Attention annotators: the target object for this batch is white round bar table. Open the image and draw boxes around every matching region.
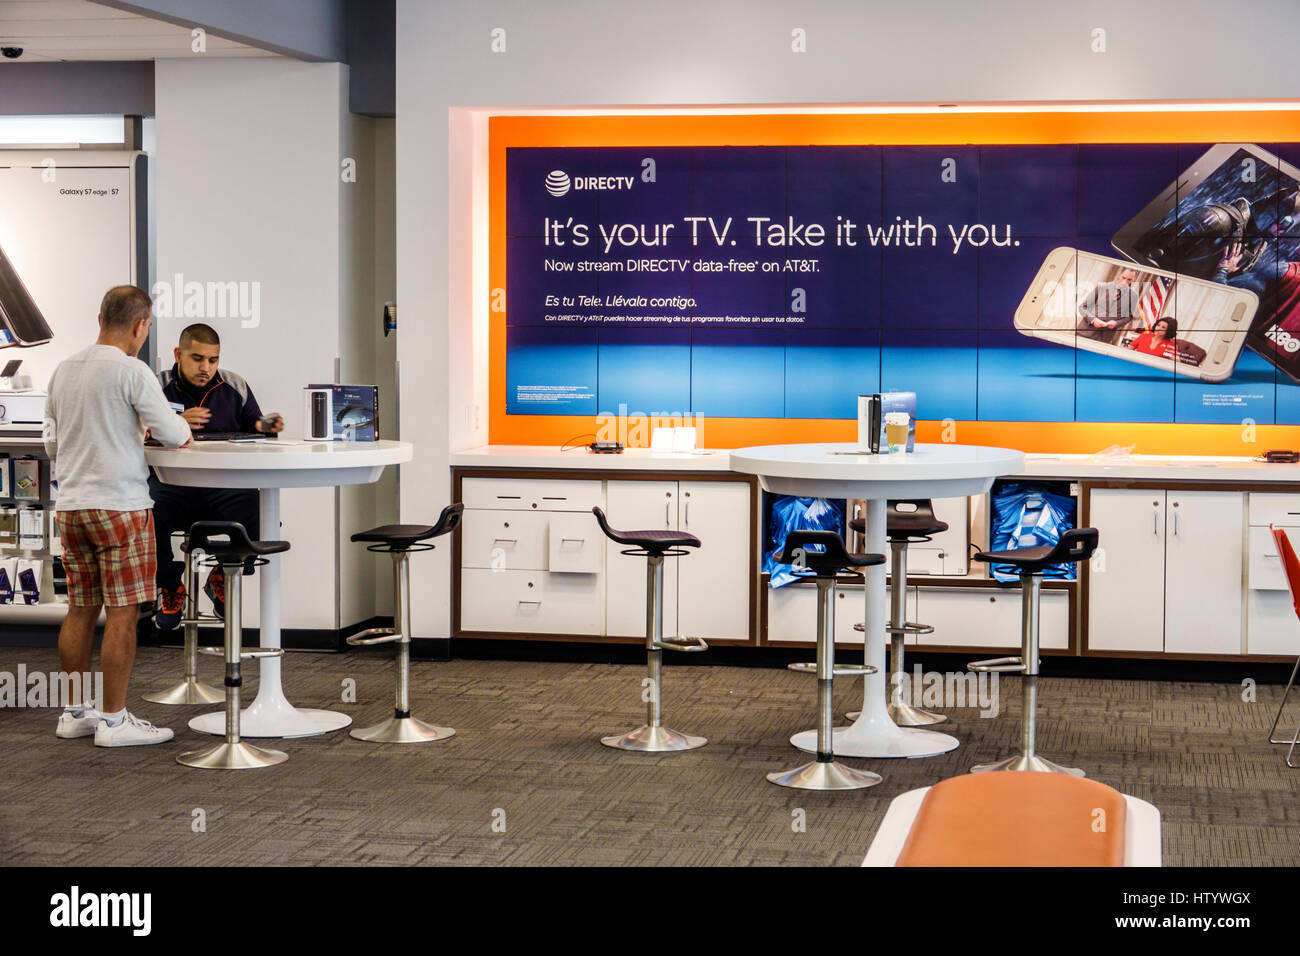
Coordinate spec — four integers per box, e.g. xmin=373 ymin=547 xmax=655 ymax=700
xmin=146 ymin=439 xmax=413 ymax=738
xmin=730 ymin=442 xmax=1025 ymax=758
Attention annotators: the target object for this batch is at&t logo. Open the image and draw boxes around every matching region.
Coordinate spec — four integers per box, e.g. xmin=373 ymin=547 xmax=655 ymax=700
xmin=545 ymin=170 xmax=571 ymax=197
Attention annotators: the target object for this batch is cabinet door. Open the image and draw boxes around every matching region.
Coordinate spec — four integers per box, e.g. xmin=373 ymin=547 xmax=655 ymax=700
xmin=1164 ymin=491 xmax=1243 ymax=655
xmin=604 ymin=481 xmax=678 ymax=638
xmin=1087 ymin=489 xmax=1165 ymax=652
xmin=677 ymin=481 xmax=752 ymax=641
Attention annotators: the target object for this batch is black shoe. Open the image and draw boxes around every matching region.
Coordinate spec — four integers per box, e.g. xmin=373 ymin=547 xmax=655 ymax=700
xmin=204 ymin=567 xmax=226 ymax=622
xmin=155 ymin=587 xmax=185 ymax=631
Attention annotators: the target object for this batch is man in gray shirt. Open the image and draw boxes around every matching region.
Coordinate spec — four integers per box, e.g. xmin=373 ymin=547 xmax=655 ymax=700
xmin=44 ymin=285 xmax=192 ymax=747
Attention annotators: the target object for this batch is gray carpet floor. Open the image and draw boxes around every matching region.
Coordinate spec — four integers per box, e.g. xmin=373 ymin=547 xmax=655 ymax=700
xmin=2 ymin=645 xmax=1298 ymax=866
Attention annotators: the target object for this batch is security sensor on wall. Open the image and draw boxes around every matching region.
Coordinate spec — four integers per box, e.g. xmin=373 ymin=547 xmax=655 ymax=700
xmin=1 ymin=47 xmax=23 ymax=60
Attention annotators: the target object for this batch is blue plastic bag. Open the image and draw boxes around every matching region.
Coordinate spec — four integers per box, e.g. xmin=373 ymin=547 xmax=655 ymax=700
xmin=989 ymin=482 xmax=1077 ymax=582
xmin=764 ymin=496 xmax=844 ymax=588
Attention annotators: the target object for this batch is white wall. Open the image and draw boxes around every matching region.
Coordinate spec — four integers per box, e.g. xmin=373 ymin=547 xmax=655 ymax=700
xmin=154 ymin=57 xmax=361 ymax=630
xmin=396 ymin=0 xmax=1300 ymax=639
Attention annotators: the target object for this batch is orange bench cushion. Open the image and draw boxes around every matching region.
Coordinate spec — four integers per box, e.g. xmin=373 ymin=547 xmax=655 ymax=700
xmin=895 ymin=772 xmax=1128 ymax=867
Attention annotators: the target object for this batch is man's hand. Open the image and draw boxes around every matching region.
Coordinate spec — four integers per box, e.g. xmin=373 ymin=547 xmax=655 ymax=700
xmin=1219 ymin=241 xmax=1244 ymax=272
xmin=179 ymin=433 xmax=194 ymax=449
xmin=255 ymin=413 xmax=285 ymax=435
xmin=181 ymin=407 xmax=211 ymax=430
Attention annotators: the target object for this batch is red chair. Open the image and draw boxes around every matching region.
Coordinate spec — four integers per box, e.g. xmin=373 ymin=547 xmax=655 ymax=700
xmin=1268 ymin=525 xmax=1300 ymax=767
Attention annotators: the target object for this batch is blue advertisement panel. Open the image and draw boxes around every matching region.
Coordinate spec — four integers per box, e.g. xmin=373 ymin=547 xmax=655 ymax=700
xmin=505 ymin=143 xmax=1300 ymax=423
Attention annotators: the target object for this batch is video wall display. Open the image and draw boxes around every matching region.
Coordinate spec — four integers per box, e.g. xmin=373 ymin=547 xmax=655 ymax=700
xmin=504 ymin=143 xmax=1300 ymax=424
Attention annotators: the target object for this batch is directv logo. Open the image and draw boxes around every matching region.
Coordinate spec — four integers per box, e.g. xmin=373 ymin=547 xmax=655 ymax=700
xmin=544 ymin=170 xmax=635 ymax=196
xmin=545 ymin=170 xmax=571 ymax=197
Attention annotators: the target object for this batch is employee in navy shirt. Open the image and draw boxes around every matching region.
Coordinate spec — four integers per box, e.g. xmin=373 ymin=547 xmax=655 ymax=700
xmin=150 ymin=323 xmax=283 ymax=630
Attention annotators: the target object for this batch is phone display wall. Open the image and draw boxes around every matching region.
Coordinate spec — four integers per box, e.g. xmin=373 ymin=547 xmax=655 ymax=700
xmin=0 ymin=152 xmax=140 ymax=391
xmin=502 ymin=142 xmax=1300 ymax=427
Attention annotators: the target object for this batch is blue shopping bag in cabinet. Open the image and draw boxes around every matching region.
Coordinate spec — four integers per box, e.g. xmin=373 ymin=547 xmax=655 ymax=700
xmin=988 ymin=482 xmax=1077 ymax=582
xmin=764 ymin=496 xmax=843 ymax=589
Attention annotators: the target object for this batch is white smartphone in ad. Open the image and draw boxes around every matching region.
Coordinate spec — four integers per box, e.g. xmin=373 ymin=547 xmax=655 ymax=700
xmin=1013 ymin=246 xmax=1259 ymax=383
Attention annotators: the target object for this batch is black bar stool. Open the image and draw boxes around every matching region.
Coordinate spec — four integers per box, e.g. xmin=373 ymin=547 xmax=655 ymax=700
xmin=592 ymin=506 xmax=707 ymax=752
xmin=848 ymin=499 xmax=948 ymax=725
xmin=346 ymin=503 xmax=463 ymax=744
xmin=176 ymin=522 xmax=289 ymax=770
xmin=968 ymin=528 xmax=1099 ymax=775
xmin=143 ymin=532 xmax=223 ymax=705
xmin=768 ymin=530 xmax=882 ymax=790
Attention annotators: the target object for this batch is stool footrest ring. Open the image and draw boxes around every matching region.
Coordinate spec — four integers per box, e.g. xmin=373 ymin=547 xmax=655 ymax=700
xmin=179 ymin=615 xmax=223 ymax=626
xmin=346 ymin=627 xmax=404 ymax=647
xmin=788 ymin=662 xmax=878 ymax=676
xmin=968 ymin=655 xmax=1026 ymax=673
xmin=652 ymin=636 xmax=708 ymax=652
xmin=198 ymin=647 xmax=284 ymax=660
xmin=853 ymin=621 xmax=935 ymax=635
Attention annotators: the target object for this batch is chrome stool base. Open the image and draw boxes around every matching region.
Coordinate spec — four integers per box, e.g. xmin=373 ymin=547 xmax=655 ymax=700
xmin=767 ymin=759 xmax=881 ymax=791
xmin=601 ymin=724 xmax=706 ymax=752
xmin=350 ymin=715 xmax=455 ymax=744
xmin=971 ymin=753 xmax=1084 ymax=776
xmin=143 ymin=678 xmax=224 ymax=706
xmin=177 ymin=740 xmax=288 ymax=770
xmin=889 ymin=699 xmax=948 ymax=727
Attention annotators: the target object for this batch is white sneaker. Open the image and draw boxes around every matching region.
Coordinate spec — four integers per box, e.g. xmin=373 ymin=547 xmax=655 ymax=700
xmin=56 ymin=708 xmax=102 ymax=739
xmin=94 ymin=713 xmax=175 ymax=748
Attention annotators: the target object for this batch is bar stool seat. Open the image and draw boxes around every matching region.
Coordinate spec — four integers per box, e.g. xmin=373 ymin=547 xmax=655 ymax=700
xmin=848 ymin=500 xmax=949 ymax=726
xmin=968 ymin=528 xmax=1098 ymax=775
xmin=593 ymin=507 xmax=707 ymax=752
xmin=177 ymin=522 xmax=289 ymax=770
xmin=768 ymin=529 xmax=884 ymax=791
xmin=345 ymin=503 xmax=463 ymax=743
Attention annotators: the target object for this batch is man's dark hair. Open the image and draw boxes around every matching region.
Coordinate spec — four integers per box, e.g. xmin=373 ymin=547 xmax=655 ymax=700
xmin=179 ymin=323 xmax=220 ymax=349
xmin=99 ymin=285 xmax=152 ymax=332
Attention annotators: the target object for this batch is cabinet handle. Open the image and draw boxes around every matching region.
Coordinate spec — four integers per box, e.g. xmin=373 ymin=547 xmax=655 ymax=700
xmin=665 ymin=501 xmax=670 ymax=526
xmin=518 ymin=600 xmax=541 ymax=607
xmin=493 ymin=537 xmax=517 ymax=545
xmin=1153 ymin=510 xmax=1158 ymax=535
xmin=560 ymin=537 xmax=584 ymax=544
xmin=685 ymin=501 xmax=690 ymax=527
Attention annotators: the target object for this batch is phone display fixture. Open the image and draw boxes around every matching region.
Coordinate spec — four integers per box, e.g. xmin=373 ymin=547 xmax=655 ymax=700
xmin=1112 ymin=143 xmax=1300 ymax=381
xmin=0 ymin=242 xmax=54 ymax=348
xmin=1014 ymin=246 xmax=1258 ymax=383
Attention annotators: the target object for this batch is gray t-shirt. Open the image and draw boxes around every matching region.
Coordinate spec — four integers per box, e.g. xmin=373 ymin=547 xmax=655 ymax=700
xmin=43 ymin=344 xmax=191 ymax=512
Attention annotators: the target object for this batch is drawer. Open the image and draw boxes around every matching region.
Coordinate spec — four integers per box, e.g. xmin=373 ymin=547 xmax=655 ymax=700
xmin=1247 ymin=590 xmax=1300 ymax=655
xmin=461 ymin=510 xmax=548 ymax=571
xmin=547 ymin=512 xmax=603 ymax=574
xmin=462 ymin=477 xmax=602 ymax=512
xmin=1248 ymin=493 xmax=1300 ymax=528
xmin=461 ymin=568 xmax=602 ymax=635
xmin=914 ymin=587 xmax=1069 ymax=650
xmin=1248 ymin=525 xmax=1288 ymax=591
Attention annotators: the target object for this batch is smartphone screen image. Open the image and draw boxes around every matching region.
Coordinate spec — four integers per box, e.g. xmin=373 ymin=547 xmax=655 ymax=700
xmin=0 ymin=242 xmax=54 ymax=347
xmin=1015 ymin=247 xmax=1258 ymax=383
xmin=1112 ymin=143 xmax=1300 ymax=381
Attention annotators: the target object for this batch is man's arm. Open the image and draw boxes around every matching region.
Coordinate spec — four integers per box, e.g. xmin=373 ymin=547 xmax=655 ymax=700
xmin=41 ymin=383 xmax=57 ymax=458
xmin=128 ymin=365 xmax=191 ymax=447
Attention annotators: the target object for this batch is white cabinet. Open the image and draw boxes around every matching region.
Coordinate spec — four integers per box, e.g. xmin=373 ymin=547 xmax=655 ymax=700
xmin=1246 ymin=494 xmax=1300 ymax=655
xmin=605 ymin=481 xmax=679 ymax=638
xmin=459 ymin=474 xmax=753 ymax=643
xmin=1088 ymin=489 xmax=1165 ymax=652
xmin=917 ymin=586 xmax=1070 ymax=650
xmin=1088 ymin=488 xmax=1242 ymax=655
xmin=1163 ymin=491 xmax=1243 ymax=655
xmin=603 ymin=479 xmax=752 ymax=642
xmin=766 ymin=581 xmax=876 ymax=645
xmin=677 ymin=481 xmax=751 ymax=641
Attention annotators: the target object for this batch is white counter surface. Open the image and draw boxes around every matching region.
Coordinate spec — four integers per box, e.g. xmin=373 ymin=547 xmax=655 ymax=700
xmin=451 ymin=444 xmax=736 ymax=472
xmin=453 ymin=445 xmax=1300 ymax=484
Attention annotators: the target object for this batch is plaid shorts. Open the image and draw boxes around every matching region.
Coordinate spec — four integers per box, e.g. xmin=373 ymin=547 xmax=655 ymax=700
xmin=58 ymin=509 xmax=156 ymax=608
